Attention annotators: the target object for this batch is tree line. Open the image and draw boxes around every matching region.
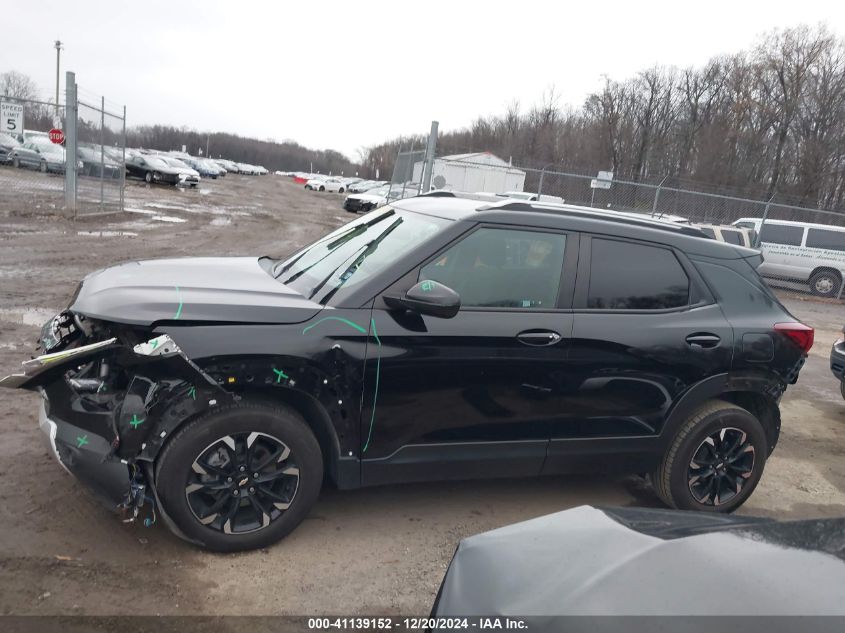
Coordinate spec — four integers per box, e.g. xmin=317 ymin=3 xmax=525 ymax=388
xmin=362 ymin=24 xmax=845 ymax=210
xmin=1 ymin=70 xmax=359 ymax=175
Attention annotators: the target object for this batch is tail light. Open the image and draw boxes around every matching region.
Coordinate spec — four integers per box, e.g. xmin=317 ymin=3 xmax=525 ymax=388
xmin=774 ymin=322 xmax=814 ymax=354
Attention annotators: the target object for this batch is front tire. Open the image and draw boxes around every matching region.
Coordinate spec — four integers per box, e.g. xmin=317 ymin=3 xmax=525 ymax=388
xmin=12 ymin=156 xmax=20 ymax=169
xmin=40 ymin=160 xmax=48 ymax=173
xmin=319 ymin=185 xmax=325 ymax=191
xmin=809 ymin=270 xmax=841 ymax=298
xmin=840 ymin=381 xmax=845 ymax=401
xmin=144 ymin=170 xmax=153 ymax=184
xmin=652 ymin=400 xmax=767 ymax=513
xmin=155 ymin=401 xmax=323 ymax=551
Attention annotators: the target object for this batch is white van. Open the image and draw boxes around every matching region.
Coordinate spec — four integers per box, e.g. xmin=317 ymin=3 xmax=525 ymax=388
xmin=733 ymin=217 xmax=845 ymax=297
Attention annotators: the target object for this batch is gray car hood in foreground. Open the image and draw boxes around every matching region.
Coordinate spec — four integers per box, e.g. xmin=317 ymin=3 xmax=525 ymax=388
xmin=433 ymin=505 xmax=845 ymax=618
xmin=72 ymin=256 xmax=323 ymax=326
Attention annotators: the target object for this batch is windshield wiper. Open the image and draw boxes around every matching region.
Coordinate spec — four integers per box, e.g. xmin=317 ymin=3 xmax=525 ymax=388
xmin=314 ymin=217 xmax=404 ymax=303
xmin=273 ymin=209 xmax=396 ymax=280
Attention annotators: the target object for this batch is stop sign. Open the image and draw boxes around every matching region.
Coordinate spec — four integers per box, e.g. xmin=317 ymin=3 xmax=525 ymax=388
xmin=48 ymin=128 xmax=65 ymax=144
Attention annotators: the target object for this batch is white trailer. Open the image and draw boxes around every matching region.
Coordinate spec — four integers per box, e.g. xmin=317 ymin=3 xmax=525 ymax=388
xmin=412 ymin=152 xmax=526 ymax=194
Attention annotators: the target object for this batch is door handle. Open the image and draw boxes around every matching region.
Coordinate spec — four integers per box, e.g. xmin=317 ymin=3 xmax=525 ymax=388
xmin=685 ymin=333 xmax=721 ymax=349
xmin=517 ymin=330 xmax=562 ymax=346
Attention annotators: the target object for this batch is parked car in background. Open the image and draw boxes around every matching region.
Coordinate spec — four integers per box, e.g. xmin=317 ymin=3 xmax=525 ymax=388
xmin=0 ymin=132 xmax=21 ymax=164
xmin=343 ymin=185 xmax=391 ymax=212
xmin=307 ymin=177 xmax=347 ymax=192
xmin=304 ymin=176 xmax=326 ymax=190
xmin=693 ymin=223 xmax=757 ymax=248
xmin=733 ymin=217 xmax=845 ymax=297
xmin=214 ymin=159 xmax=239 ymax=173
xmin=238 ymin=163 xmax=256 ymax=175
xmin=125 ymin=154 xmax=189 ymax=186
xmin=254 ymin=165 xmax=269 ymax=175
xmin=348 ymin=180 xmax=386 ymax=193
xmin=9 ymin=139 xmax=80 ymax=174
xmin=77 ymin=144 xmax=123 ymax=179
xmin=158 ymin=156 xmax=201 ymax=187
xmin=830 ymin=326 xmax=845 ymax=400
xmin=180 ymin=156 xmax=223 ymax=179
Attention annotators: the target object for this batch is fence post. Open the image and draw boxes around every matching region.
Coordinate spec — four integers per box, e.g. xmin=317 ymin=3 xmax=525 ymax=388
xmin=99 ymin=96 xmax=105 ymax=213
xmin=538 ymin=167 xmax=546 ymax=197
xmin=756 ymin=194 xmax=775 ymax=247
xmin=652 ymin=175 xmax=668 ymax=216
xmin=64 ymin=71 xmax=77 ymax=216
xmin=120 ymin=105 xmax=126 ymax=213
xmin=422 ymin=120 xmax=438 ymax=193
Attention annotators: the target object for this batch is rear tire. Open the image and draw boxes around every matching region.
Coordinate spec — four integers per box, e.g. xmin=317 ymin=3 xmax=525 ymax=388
xmin=809 ymin=270 xmax=842 ymax=298
xmin=319 ymin=185 xmax=325 ymax=191
xmin=155 ymin=401 xmax=322 ymax=552
xmin=12 ymin=157 xmax=20 ymax=168
xmin=338 ymin=187 xmax=345 ymax=193
xmin=840 ymin=381 xmax=845 ymax=401
xmin=652 ymin=400 xmax=767 ymax=513
xmin=40 ymin=160 xmax=48 ymax=173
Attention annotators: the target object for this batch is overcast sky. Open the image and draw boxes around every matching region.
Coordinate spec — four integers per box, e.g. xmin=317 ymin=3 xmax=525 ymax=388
xmin=2 ymin=0 xmax=844 ymax=159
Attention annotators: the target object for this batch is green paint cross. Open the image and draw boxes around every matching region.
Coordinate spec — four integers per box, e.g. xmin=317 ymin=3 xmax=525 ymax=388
xmin=188 ymin=386 xmax=196 ymax=400
xmin=421 ymin=280 xmax=434 ymax=292
xmin=76 ymin=435 xmax=89 ymax=448
xmin=150 ymin=338 xmax=159 ymax=350
xmin=129 ymin=414 xmax=145 ymax=429
xmin=272 ymin=368 xmax=289 ymax=383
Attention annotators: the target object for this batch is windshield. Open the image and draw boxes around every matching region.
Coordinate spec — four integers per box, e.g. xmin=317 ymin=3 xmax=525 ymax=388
xmin=145 ymin=156 xmax=168 ymax=168
xmin=273 ymin=207 xmax=449 ymax=303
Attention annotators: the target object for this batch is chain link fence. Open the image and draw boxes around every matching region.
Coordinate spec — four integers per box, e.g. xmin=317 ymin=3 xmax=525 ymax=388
xmin=387 ymin=147 xmax=425 ymax=202
xmin=0 ymin=73 xmax=125 ymax=218
xmin=75 ymin=92 xmax=126 ymax=215
xmin=0 ymin=96 xmax=67 ymax=215
xmin=429 ymin=154 xmax=845 ymax=301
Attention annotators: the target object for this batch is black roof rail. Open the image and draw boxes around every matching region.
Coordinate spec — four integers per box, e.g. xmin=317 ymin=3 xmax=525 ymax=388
xmin=476 ymin=200 xmax=708 ymax=238
xmin=420 ymin=190 xmax=457 ymax=198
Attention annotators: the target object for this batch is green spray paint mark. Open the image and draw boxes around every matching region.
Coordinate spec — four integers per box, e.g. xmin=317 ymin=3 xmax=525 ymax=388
xmin=362 ymin=317 xmax=382 ymax=453
xmin=76 ymin=435 xmax=89 ymax=448
xmin=150 ymin=338 xmax=160 ymax=350
xmin=188 ymin=386 xmax=196 ymax=400
xmin=301 ymin=314 xmax=382 ymax=453
xmin=302 ymin=316 xmax=367 ymax=336
xmin=421 ymin=280 xmax=434 ymax=292
xmin=173 ymin=286 xmax=183 ymax=320
xmin=272 ymin=368 xmax=289 ymax=383
xmin=129 ymin=414 xmax=145 ymax=429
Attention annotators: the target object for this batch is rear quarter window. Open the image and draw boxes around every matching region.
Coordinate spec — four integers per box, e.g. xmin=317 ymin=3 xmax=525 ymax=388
xmin=587 ymin=238 xmax=690 ymax=310
xmin=806 ymin=228 xmax=845 ymax=252
xmin=720 ymin=229 xmax=744 ymax=246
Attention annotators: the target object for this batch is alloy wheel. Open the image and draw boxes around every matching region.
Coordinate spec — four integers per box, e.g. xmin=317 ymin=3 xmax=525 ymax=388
xmin=185 ymin=431 xmax=300 ymax=534
xmin=688 ymin=427 xmax=755 ymax=506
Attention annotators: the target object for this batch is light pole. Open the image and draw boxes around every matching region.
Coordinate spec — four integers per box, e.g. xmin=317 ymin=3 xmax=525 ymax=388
xmin=54 ymin=40 xmax=63 ymax=123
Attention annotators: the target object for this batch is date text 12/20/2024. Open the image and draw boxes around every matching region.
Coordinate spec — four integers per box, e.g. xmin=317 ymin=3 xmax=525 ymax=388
xmin=307 ymin=618 xmax=528 ymax=630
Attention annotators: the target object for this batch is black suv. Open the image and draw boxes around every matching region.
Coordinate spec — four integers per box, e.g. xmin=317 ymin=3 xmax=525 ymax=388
xmin=2 ymin=195 xmax=814 ymax=551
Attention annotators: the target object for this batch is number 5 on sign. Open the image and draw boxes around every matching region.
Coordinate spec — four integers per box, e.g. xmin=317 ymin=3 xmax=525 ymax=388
xmin=1 ymin=101 xmax=24 ymax=134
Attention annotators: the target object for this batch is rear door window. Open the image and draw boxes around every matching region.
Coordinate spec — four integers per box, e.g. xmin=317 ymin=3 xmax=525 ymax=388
xmin=587 ymin=238 xmax=689 ymax=310
xmin=806 ymin=228 xmax=845 ymax=252
xmin=759 ymin=224 xmax=804 ymax=246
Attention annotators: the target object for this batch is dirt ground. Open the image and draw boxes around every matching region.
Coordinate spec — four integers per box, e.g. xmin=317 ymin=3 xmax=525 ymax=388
xmin=0 ymin=174 xmax=843 ymax=616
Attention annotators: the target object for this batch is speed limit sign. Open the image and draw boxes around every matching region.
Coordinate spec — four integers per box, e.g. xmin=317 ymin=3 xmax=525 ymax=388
xmin=1 ymin=101 xmax=24 ymax=135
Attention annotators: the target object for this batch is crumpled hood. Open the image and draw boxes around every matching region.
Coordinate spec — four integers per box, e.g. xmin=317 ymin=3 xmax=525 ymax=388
xmin=72 ymin=256 xmax=323 ymax=326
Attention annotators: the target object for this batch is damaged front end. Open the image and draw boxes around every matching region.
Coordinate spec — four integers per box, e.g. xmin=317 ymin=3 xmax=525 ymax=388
xmin=1 ymin=312 xmax=233 ymax=520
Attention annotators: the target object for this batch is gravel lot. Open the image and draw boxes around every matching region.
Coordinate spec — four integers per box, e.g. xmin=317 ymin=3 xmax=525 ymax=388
xmin=0 ymin=173 xmax=843 ymax=616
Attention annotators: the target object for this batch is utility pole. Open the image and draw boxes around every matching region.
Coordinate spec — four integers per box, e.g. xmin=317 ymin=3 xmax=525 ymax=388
xmin=54 ymin=40 xmax=63 ymax=123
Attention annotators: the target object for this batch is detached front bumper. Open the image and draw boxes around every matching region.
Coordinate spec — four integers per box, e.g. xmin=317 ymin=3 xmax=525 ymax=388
xmin=4 ymin=329 xmax=232 ymax=514
xmin=37 ymin=388 xmax=132 ymax=508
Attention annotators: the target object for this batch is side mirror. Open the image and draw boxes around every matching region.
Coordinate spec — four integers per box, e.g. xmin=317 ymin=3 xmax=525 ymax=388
xmin=384 ymin=280 xmax=461 ymax=319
